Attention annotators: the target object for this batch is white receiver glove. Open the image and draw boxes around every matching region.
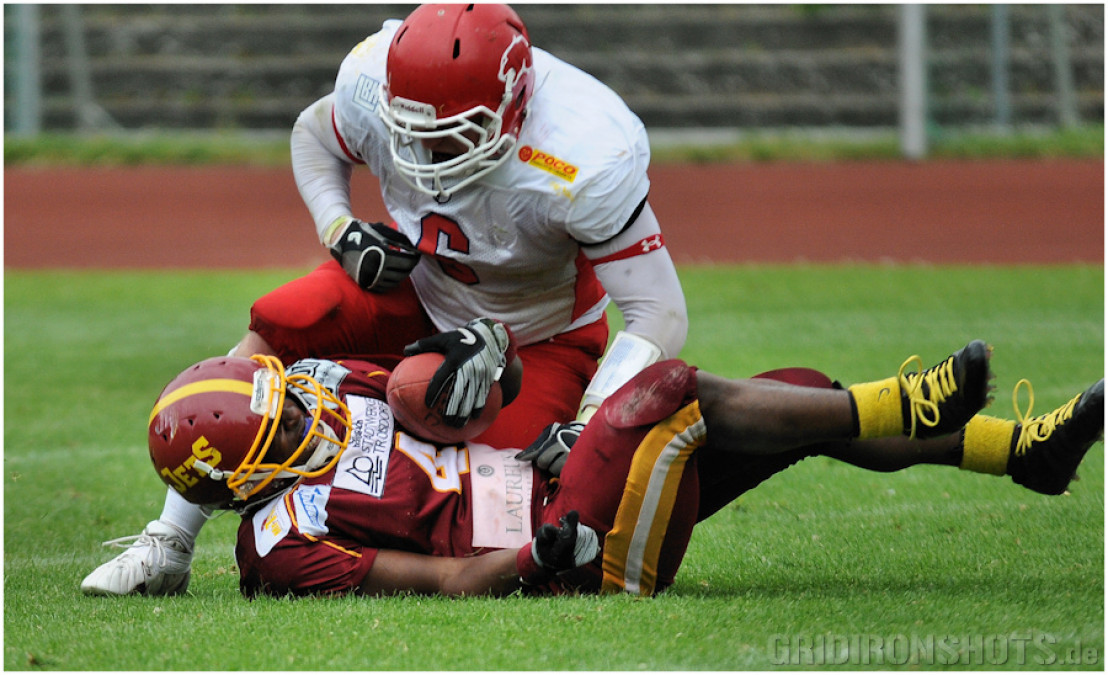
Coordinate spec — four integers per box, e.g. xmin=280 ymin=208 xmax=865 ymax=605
xmin=403 ymin=318 xmax=510 ymax=427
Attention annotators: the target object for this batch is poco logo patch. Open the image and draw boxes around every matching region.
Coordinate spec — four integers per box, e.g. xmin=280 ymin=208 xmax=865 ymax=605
xmin=518 ymin=146 xmax=578 ymax=182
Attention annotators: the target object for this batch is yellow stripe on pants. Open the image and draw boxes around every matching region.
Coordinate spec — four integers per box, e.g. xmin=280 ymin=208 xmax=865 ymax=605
xmin=601 ymin=401 xmax=706 ymax=595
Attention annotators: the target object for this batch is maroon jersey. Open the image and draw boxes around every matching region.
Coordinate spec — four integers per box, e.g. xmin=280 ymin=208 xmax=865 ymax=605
xmin=236 ymin=357 xmax=543 ymax=597
xmin=235 ymin=358 xmax=830 ymax=597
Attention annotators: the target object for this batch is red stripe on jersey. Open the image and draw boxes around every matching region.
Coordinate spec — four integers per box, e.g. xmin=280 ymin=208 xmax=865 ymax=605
xmin=589 ymin=234 xmax=666 ymax=266
xmin=571 ymin=251 xmax=606 ymax=322
xmin=331 ymin=107 xmax=365 ymax=165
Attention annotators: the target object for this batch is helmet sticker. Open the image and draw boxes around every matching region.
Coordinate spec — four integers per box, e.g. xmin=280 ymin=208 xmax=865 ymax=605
xmin=498 ymin=34 xmax=533 ymax=92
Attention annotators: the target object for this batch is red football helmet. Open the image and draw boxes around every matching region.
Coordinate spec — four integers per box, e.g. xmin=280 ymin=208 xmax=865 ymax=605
xmin=148 ymin=355 xmax=351 ymax=508
xmin=378 ymin=3 xmax=535 ymax=199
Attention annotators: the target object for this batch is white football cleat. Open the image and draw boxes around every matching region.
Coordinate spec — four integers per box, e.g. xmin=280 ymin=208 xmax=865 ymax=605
xmin=80 ymin=520 xmax=193 ymax=596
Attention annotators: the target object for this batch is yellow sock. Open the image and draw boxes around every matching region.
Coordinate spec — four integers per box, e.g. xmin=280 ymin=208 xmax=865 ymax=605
xmin=848 ymin=376 xmax=903 ymax=439
xmin=960 ymin=415 xmax=1014 ymax=475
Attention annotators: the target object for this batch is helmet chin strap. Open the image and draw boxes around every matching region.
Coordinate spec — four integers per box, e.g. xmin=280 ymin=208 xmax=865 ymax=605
xmin=192 ymin=459 xmax=226 ymax=481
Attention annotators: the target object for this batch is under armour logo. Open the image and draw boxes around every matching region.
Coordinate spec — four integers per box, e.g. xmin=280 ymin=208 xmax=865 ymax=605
xmin=347 ymin=231 xmax=363 ymax=246
xmin=640 ymin=235 xmax=663 ymax=253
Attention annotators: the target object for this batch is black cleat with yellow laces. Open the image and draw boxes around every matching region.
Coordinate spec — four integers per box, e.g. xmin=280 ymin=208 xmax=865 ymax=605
xmin=898 ymin=339 xmax=994 ymax=440
xmin=1008 ymin=378 xmax=1104 ymax=495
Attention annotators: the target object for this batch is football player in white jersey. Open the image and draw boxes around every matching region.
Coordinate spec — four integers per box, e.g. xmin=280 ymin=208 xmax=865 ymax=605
xmin=82 ymin=4 xmax=688 ymax=596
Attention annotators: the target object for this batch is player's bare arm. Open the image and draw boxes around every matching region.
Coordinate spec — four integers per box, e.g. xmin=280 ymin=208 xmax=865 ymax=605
xmin=358 ymin=511 xmax=599 ymax=597
xmin=358 ymin=549 xmax=522 ymax=597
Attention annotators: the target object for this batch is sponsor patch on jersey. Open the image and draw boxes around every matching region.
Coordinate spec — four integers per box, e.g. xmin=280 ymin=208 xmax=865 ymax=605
xmin=517 ymin=145 xmax=578 ymax=182
xmin=252 ymin=498 xmax=291 ymax=557
xmin=467 ymin=442 xmax=533 ymax=548
xmin=292 ymin=484 xmax=331 ymax=538
xmin=333 ymin=397 xmax=394 ymax=498
xmin=353 ymin=74 xmax=380 ymax=112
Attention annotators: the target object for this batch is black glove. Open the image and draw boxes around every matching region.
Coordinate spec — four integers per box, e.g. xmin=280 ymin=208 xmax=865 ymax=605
xmin=403 ymin=318 xmax=510 ymax=427
xmin=515 ymin=421 xmax=585 ymax=477
xmin=531 ymin=511 xmax=600 ymax=573
xmin=329 ymin=219 xmax=421 ymax=292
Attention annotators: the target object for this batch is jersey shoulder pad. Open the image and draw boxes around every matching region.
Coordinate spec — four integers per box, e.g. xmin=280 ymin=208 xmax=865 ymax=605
xmin=331 ymin=23 xmax=397 ymax=168
xmin=518 ymin=53 xmax=650 ymax=242
xmin=325 ymin=359 xmax=391 ymax=400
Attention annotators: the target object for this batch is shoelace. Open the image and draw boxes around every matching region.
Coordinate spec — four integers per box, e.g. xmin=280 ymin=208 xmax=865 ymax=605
xmin=898 ymin=353 xmax=958 ymax=439
xmin=1012 ymin=378 xmax=1078 ymax=456
xmin=101 ymin=532 xmax=171 ymax=568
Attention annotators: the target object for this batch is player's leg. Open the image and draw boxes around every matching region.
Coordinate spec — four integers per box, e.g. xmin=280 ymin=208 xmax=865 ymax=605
xmin=541 ymin=342 xmax=995 ymax=595
xmin=245 ymin=260 xmax=434 ymax=363
xmin=700 ymin=347 xmax=1102 ymax=496
xmin=749 ymin=377 xmax=1103 ymax=495
xmin=538 ymin=360 xmax=704 ymax=596
xmin=695 ymin=370 xmax=855 ymax=453
xmin=696 ymin=340 xmax=995 ymax=455
xmin=690 ymin=341 xmax=994 ymax=520
xmin=230 ymin=329 xmax=274 ymax=358
xmin=820 ymin=434 xmax=963 ymax=471
xmin=809 ymin=376 xmax=1103 ymax=496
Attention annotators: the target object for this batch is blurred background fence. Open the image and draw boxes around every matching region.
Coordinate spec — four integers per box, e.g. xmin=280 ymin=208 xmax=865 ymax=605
xmin=4 ymin=4 xmax=1103 ymax=157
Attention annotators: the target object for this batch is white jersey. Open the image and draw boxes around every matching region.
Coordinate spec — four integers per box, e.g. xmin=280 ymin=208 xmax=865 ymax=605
xmin=330 ymin=21 xmax=651 ymax=346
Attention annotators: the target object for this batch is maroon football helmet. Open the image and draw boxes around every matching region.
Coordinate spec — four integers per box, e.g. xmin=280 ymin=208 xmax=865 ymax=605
xmin=148 ymin=355 xmax=351 ymax=508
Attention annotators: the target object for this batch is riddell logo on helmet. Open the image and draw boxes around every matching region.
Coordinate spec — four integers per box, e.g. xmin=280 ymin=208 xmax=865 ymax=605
xmin=389 ymin=97 xmax=436 ymax=124
xmin=518 ymin=146 xmax=578 ymax=182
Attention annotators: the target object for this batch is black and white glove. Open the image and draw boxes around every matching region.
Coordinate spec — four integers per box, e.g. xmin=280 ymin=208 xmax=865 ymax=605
xmin=531 ymin=511 xmax=599 ymax=574
xmin=515 ymin=421 xmax=585 ymax=477
xmin=403 ymin=318 xmax=510 ymax=427
xmin=329 ymin=219 xmax=421 ymax=292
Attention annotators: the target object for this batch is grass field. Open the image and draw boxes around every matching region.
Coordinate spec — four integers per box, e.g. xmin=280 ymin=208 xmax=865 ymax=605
xmin=4 ymin=264 xmax=1103 ymax=670
xmin=4 ymin=125 xmax=1103 ymax=167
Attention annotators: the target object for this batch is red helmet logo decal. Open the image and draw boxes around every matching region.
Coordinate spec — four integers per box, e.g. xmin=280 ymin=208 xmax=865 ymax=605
xmin=499 ymin=34 xmax=533 ymax=96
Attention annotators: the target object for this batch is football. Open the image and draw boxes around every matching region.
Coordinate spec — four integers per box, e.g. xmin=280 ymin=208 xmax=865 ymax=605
xmin=386 ymin=351 xmax=503 ymax=445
